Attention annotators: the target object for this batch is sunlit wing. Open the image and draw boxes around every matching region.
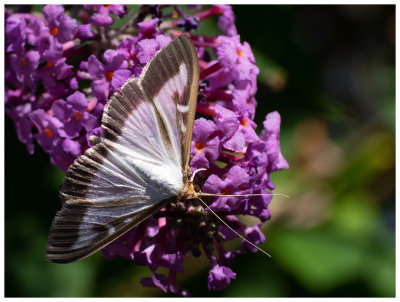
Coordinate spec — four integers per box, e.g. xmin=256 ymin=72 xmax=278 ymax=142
xmin=140 ymin=34 xmax=199 ymax=174
xmin=46 ymin=35 xmax=199 ymax=263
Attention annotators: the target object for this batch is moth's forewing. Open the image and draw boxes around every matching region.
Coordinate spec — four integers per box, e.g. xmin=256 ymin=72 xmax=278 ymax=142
xmin=46 ymin=35 xmax=199 ymax=263
xmin=140 ymin=34 xmax=199 ymax=176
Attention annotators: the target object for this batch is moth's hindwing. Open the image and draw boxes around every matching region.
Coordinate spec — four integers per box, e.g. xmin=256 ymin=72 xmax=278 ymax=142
xmin=46 ymin=35 xmax=199 ymax=263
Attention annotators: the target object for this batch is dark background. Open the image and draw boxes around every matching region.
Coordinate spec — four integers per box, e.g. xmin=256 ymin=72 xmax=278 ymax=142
xmin=5 ymin=5 xmax=395 ymax=297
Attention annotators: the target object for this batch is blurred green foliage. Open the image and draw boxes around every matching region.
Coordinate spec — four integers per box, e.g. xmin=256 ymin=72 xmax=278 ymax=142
xmin=5 ymin=5 xmax=394 ymax=297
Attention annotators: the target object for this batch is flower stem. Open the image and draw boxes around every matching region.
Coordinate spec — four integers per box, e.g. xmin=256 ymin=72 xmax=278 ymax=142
xmin=205 ymin=89 xmax=233 ymax=102
xmin=200 ymin=61 xmax=222 ymax=80
xmin=195 ymin=6 xmax=223 ymax=21
xmin=196 ymin=103 xmax=216 ymax=117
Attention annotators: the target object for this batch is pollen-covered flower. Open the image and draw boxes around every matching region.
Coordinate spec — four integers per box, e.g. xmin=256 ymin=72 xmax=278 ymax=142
xmin=5 ymin=5 xmax=288 ymax=296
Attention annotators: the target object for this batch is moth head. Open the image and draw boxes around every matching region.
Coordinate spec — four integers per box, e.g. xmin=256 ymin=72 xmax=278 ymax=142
xmin=184 ymin=183 xmax=198 ymax=200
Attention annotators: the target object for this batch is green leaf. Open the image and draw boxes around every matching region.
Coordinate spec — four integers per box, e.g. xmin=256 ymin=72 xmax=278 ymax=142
xmin=270 ymin=228 xmax=365 ymax=292
xmin=329 ymin=191 xmax=378 ymax=237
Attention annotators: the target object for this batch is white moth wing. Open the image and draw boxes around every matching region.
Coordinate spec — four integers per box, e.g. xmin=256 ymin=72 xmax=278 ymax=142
xmin=140 ymin=34 xmax=199 ymax=172
xmin=46 ymin=35 xmax=199 ymax=263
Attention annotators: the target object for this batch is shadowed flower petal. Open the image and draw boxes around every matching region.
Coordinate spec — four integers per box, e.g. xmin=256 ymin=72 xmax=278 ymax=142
xmin=29 ymin=109 xmax=63 ymax=153
xmin=77 ymin=24 xmax=93 ymax=39
xmin=208 ymin=265 xmax=236 ymax=290
xmin=111 ymin=69 xmax=132 ymax=90
xmin=190 ymin=118 xmax=220 ymax=170
xmin=260 ymin=111 xmax=290 ymax=172
xmin=242 ymin=224 xmax=265 ymax=252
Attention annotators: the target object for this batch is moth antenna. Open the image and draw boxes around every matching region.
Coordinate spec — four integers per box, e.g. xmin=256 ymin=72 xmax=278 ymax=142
xmin=190 ymin=168 xmax=207 ymax=183
xmin=199 ymin=192 xmax=290 ymax=199
xmin=196 ymin=196 xmax=271 ymax=258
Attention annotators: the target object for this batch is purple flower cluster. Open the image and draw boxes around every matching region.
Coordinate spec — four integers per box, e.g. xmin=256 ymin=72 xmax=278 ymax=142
xmin=5 ymin=5 xmax=288 ymax=295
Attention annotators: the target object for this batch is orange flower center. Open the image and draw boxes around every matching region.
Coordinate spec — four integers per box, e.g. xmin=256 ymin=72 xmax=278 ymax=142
xmin=46 ymin=61 xmax=54 ymax=68
xmin=240 ymin=119 xmax=248 ymax=126
xmin=21 ymin=57 xmax=27 ymax=67
xmin=130 ymin=53 xmax=137 ymax=60
xmin=50 ymin=26 xmax=59 ymax=36
xmin=105 ymin=71 xmax=114 ymax=82
xmin=44 ymin=128 xmax=53 ymax=138
xmin=172 ymin=10 xmax=179 ymax=18
xmin=75 ymin=112 xmax=82 ymax=120
xmin=237 ymin=49 xmax=244 ymax=57
xmin=195 ymin=141 xmax=206 ymax=153
xmin=103 ymin=5 xmax=111 ymax=8
xmin=221 ymin=187 xmax=231 ymax=195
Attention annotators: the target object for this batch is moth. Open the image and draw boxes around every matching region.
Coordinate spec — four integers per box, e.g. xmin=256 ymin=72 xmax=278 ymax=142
xmin=46 ymin=34 xmax=200 ymax=263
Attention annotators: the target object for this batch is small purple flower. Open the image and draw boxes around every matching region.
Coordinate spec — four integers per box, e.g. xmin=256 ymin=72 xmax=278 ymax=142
xmin=62 ymin=138 xmax=82 ymax=158
xmin=216 ymin=5 xmax=238 ymax=37
xmin=5 ymin=16 xmax=26 ymax=53
xmin=215 ymin=104 xmax=245 ymax=152
xmin=155 ymin=35 xmax=172 ymax=50
xmin=141 ymin=272 xmax=190 ymax=296
xmin=208 ymin=264 xmax=236 ymax=291
xmin=131 ymin=35 xmax=172 ymax=76
xmin=237 ymin=113 xmax=258 ymax=143
xmin=88 ymin=50 xmax=131 ymax=100
xmin=29 ymin=109 xmax=63 ymax=153
xmin=36 ymin=32 xmax=64 ymax=62
xmin=103 ymin=217 xmax=159 ymax=261
xmin=203 ymin=165 xmax=250 ymax=212
xmin=52 ymin=91 xmax=98 ymax=138
xmin=43 ymin=5 xmax=78 ymax=43
xmin=37 ymin=58 xmax=73 ymax=91
xmin=190 ymin=118 xmax=220 ymax=170
xmin=9 ymin=50 xmax=40 ymax=91
xmin=15 ymin=115 xmax=35 ymax=155
xmin=217 ymin=35 xmax=259 ymax=83
xmin=260 ymin=111 xmax=290 ymax=172
xmin=242 ymin=224 xmax=265 ymax=252
xmin=138 ymin=18 xmax=159 ymax=39
xmin=49 ymin=143 xmax=79 ymax=171
xmin=77 ymin=24 xmax=93 ymax=40
xmin=85 ymin=5 xmax=127 ymax=27
xmin=136 ymin=39 xmax=159 ymax=64
xmin=141 ymin=273 xmax=168 ymax=293
xmin=6 ymin=102 xmax=34 ymax=155
xmin=232 ymin=85 xmax=257 ymax=119
xmin=206 ymin=66 xmax=235 ymax=91
xmin=117 ymin=37 xmax=139 ymax=61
